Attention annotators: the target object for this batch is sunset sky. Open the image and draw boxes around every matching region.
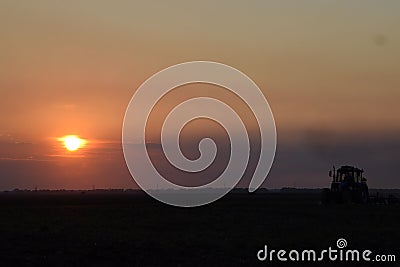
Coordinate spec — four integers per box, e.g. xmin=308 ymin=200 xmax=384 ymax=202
xmin=1 ymin=1 xmax=399 ymax=190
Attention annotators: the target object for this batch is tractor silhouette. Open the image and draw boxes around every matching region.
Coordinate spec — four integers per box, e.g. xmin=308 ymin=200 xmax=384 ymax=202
xmin=322 ymin=165 xmax=369 ymax=204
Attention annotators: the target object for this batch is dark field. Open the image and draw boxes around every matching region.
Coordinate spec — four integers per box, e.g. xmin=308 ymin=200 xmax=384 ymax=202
xmin=0 ymin=191 xmax=399 ymax=266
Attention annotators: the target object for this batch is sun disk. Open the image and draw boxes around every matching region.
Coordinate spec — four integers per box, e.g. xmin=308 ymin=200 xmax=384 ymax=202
xmin=59 ymin=135 xmax=87 ymax=151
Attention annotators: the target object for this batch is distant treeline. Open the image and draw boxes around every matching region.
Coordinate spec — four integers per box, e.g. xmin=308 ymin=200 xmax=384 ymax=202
xmin=4 ymin=188 xmax=400 ymax=194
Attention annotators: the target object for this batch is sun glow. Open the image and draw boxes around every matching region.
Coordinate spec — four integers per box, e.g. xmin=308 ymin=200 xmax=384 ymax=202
xmin=59 ymin=135 xmax=87 ymax=151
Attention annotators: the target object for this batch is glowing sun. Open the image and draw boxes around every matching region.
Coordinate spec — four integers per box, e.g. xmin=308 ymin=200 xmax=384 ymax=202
xmin=59 ymin=135 xmax=87 ymax=151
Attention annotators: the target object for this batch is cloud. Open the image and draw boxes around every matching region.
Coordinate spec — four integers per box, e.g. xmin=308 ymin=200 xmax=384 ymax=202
xmin=0 ymin=132 xmax=399 ymax=190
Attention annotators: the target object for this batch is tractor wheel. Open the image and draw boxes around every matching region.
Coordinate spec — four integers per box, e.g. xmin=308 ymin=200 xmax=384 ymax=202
xmin=360 ymin=189 xmax=369 ymax=204
xmin=341 ymin=189 xmax=352 ymax=204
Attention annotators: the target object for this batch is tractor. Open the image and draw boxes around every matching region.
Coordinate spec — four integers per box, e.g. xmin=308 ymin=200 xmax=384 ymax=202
xmin=322 ymin=165 xmax=369 ymax=204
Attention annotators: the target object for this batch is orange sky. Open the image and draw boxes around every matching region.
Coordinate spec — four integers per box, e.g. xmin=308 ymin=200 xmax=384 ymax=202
xmin=0 ymin=1 xmax=399 ymax=189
